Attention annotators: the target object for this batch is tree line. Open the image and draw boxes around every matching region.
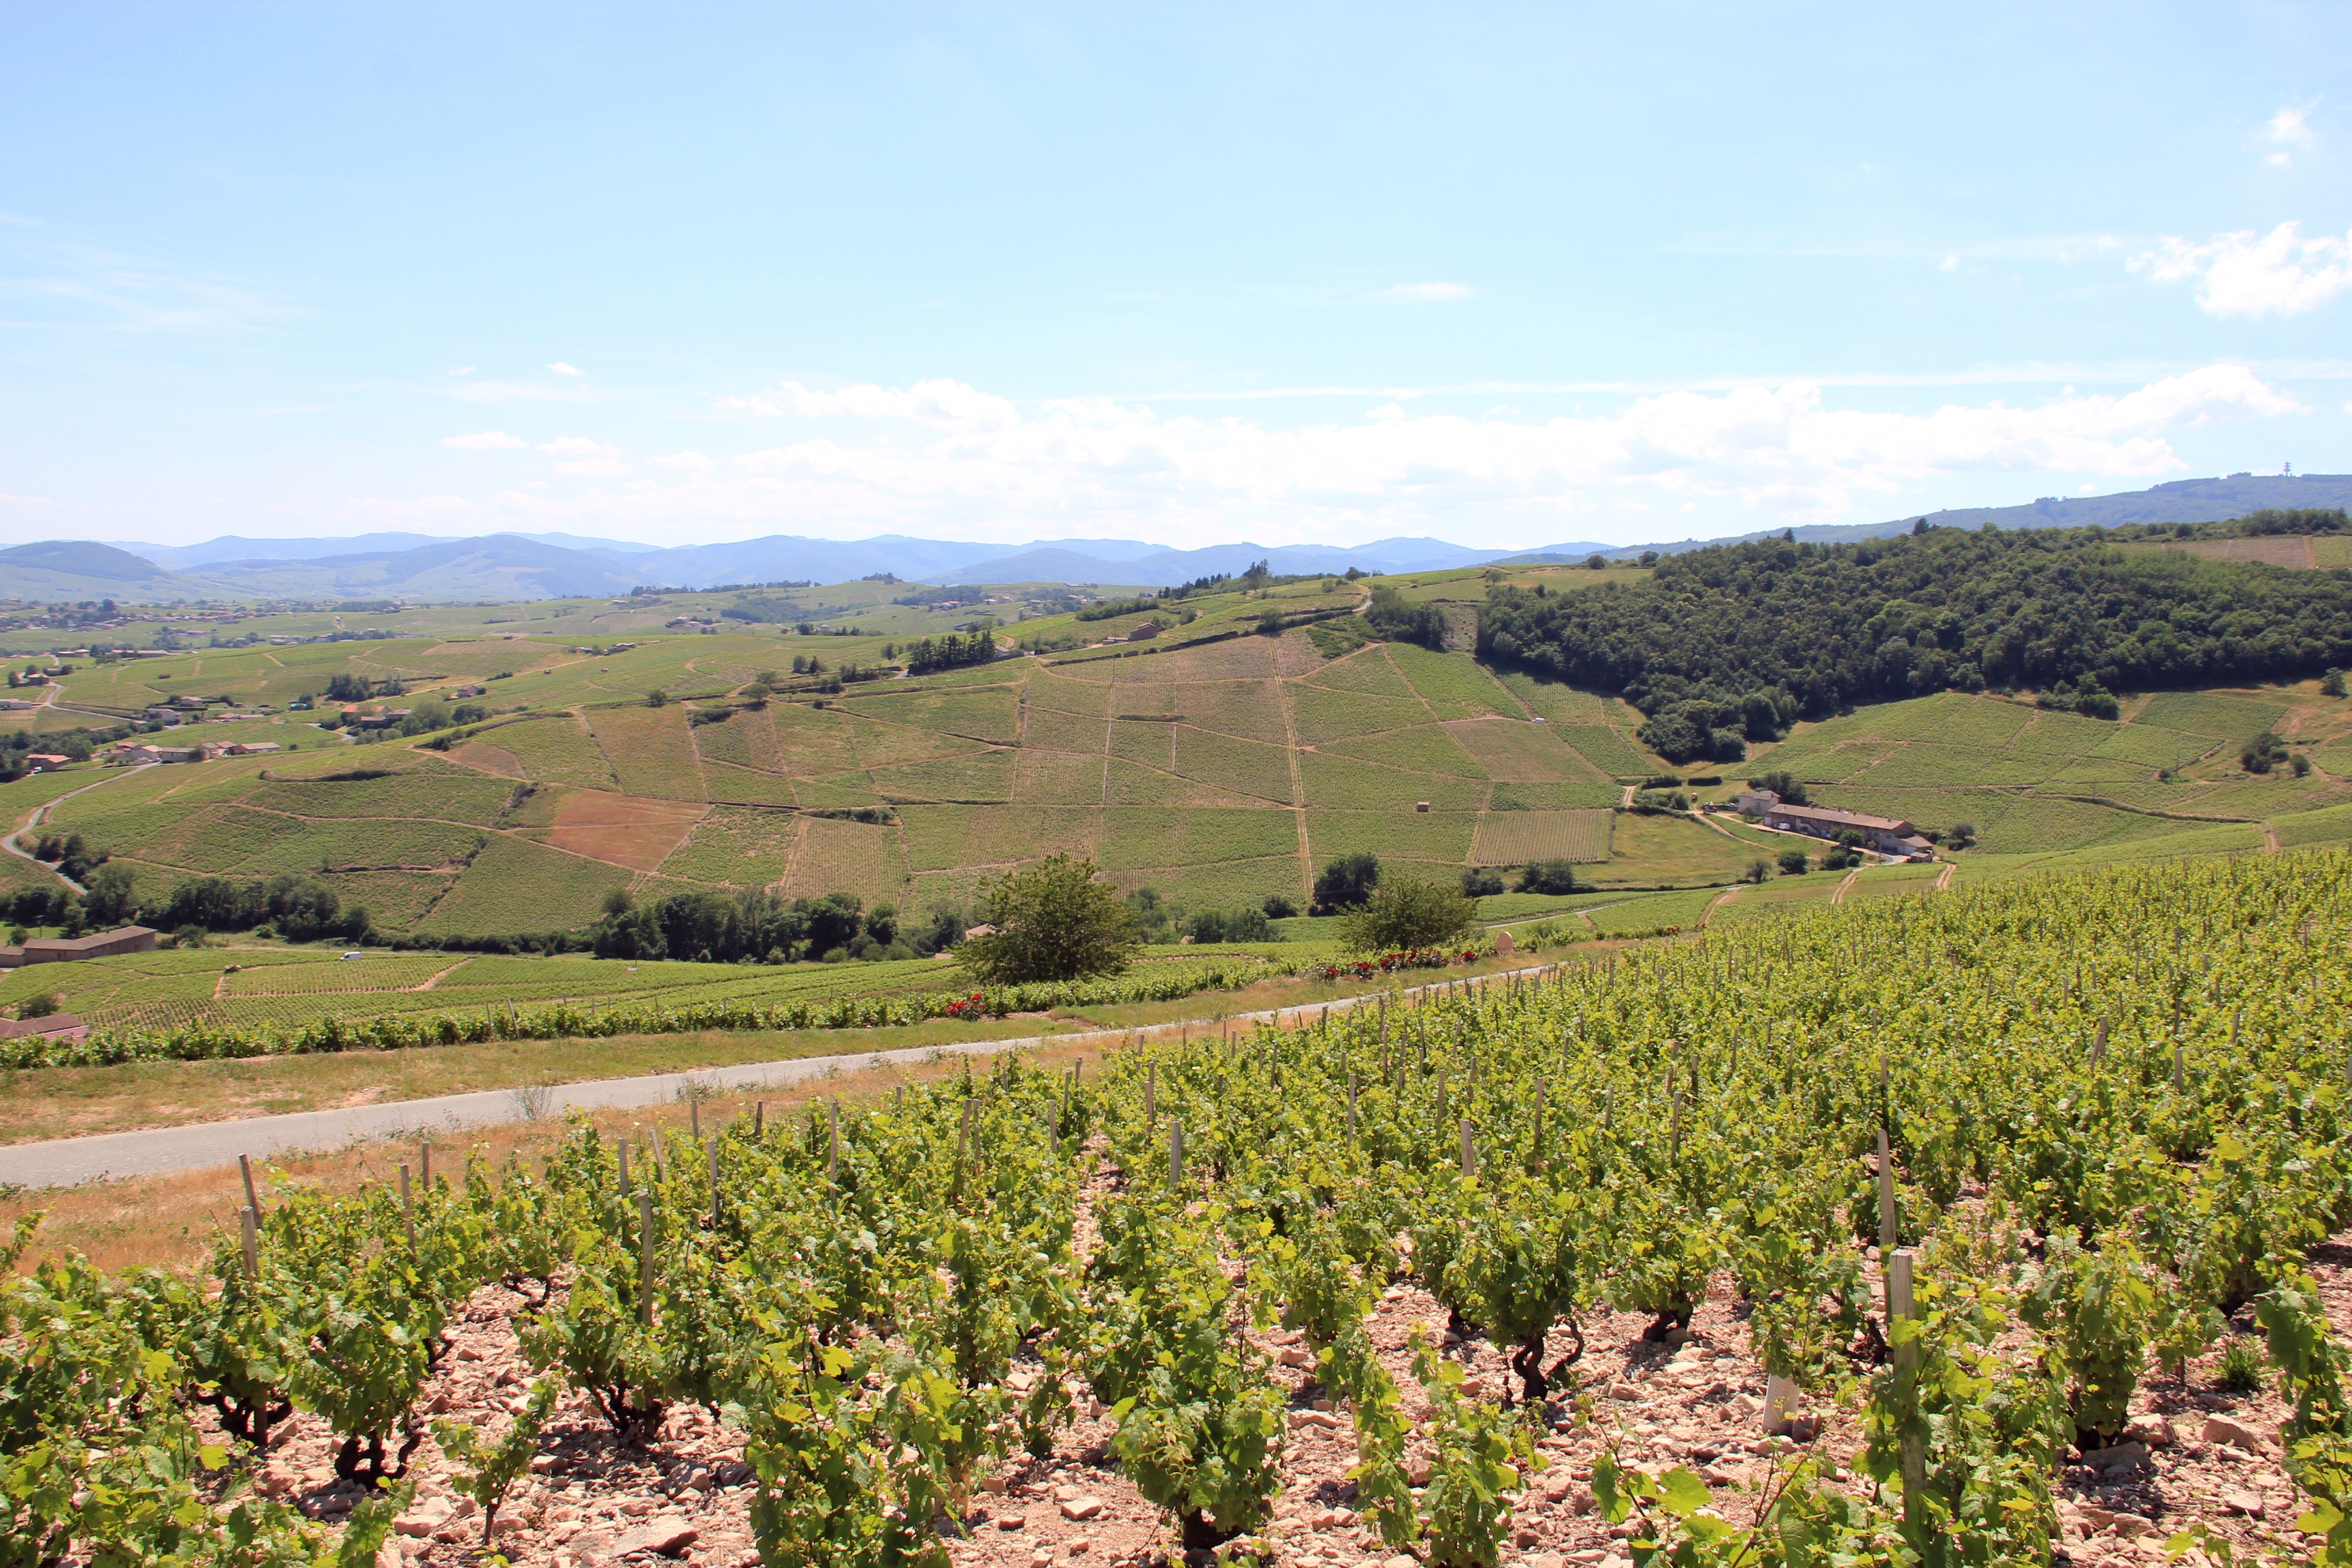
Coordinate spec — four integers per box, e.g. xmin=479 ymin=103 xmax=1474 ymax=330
xmin=1475 ymin=520 xmax=2352 ymax=762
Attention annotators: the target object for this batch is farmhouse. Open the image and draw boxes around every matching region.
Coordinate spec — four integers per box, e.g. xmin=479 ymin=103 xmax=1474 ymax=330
xmin=1736 ymin=790 xmax=1936 ymax=860
xmin=0 ymin=1011 xmax=88 ymax=1044
xmin=0 ymin=926 xmax=158 ymax=970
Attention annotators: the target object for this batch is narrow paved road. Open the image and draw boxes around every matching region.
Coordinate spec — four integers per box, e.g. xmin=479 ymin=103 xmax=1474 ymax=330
xmin=0 ymin=765 xmax=151 ymax=894
xmin=0 ymin=960 xmax=1566 ymax=1189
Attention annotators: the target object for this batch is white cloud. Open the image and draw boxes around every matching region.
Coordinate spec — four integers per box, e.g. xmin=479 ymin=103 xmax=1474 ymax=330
xmin=536 ymin=435 xmax=630 ymax=476
xmin=726 ymin=378 xmax=1020 ymax=432
xmin=548 ymin=361 xmax=585 ymax=376
xmin=1939 ymin=254 xmax=1959 ymax=272
xmin=442 ymin=430 xmax=525 ymax=450
xmin=352 ymin=365 xmax=2306 ymax=542
xmin=2130 ymin=221 xmax=2352 ymax=316
xmin=447 ymin=366 xmax=474 ymax=377
xmin=1381 ymin=282 xmax=1475 ymax=301
xmin=2268 ymin=106 xmax=2317 ymax=150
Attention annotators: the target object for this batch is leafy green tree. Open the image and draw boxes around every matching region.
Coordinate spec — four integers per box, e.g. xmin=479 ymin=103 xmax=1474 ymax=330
xmin=958 ymin=856 xmax=1139 ymax=983
xmin=1776 ymin=847 xmax=1810 ymax=876
xmin=17 ymin=992 xmax=61 ymax=1021
xmin=1458 ymin=867 xmax=1505 ymax=897
xmin=2324 ymin=667 xmax=2347 ymax=698
xmin=1311 ymin=851 xmax=1380 ymax=913
xmin=1748 ymin=770 xmax=1808 ymax=805
xmin=1339 ymin=875 xmax=1478 ymax=953
xmin=1517 ymin=859 xmax=1583 ymax=895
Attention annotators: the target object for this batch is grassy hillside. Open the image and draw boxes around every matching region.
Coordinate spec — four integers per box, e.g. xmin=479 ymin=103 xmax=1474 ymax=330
xmin=8 ymin=563 xmax=2352 ymax=948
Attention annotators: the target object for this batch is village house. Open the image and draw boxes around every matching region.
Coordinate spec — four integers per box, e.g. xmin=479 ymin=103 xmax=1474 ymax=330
xmin=0 ymin=1012 xmax=88 ymax=1044
xmin=1735 ymin=789 xmax=1937 ymax=860
xmin=0 ymin=926 xmax=158 ymax=970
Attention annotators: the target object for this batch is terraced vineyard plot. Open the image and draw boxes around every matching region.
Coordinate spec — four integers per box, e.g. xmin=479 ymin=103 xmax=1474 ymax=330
xmin=1552 ymin=723 xmax=1660 ymax=781
xmin=1858 ymin=745 xmax=2044 ymax=787
xmin=2274 ymin=801 xmax=2352 ymax=846
xmin=1111 ymin=854 xmax=1300 ymax=910
xmin=246 ymin=772 xmax=515 ymax=826
xmin=1106 ymin=718 xmax=1177 ymax=771
xmin=841 ymin=686 xmax=1022 ymax=745
xmin=1845 ymin=862 xmax=1945 ymax=898
xmin=448 ymin=738 xmax=523 ymax=777
xmin=414 ymin=835 xmax=630 ymax=936
xmin=1441 ymin=717 xmax=1606 ymax=781
xmin=782 ymin=815 xmax=912 ymax=906
xmin=1467 ymin=808 xmax=1613 ymax=864
xmin=2134 ymin=690 xmax=2290 ymax=738
xmin=1026 ymin=670 xmax=1115 ymax=716
xmin=1022 ymin=702 xmax=1109 ymax=756
xmin=687 ymin=705 xmax=787 ymax=774
xmin=1973 ymin=794 xmax=2187 ymax=855
xmin=1012 ymin=749 xmax=1107 ymax=805
xmin=2006 ymin=709 xmax=2120 ymax=757
xmin=1105 ymin=756 xmax=1265 ymax=807
xmin=220 ymin=953 xmax=457 ymax=996
xmin=1320 ymin=723 xmax=1484 ymax=777
xmin=794 ymin=770 xmax=883 ymax=809
xmin=1173 ymin=680 xmax=1292 ymax=747
xmin=1289 ymin=684 xmax=1426 ymax=742
xmin=1487 ymin=780 xmax=1626 ymax=811
xmin=238 ymin=817 xmax=487 ymax=875
xmin=700 ymin=760 xmax=802 ymax=806
xmin=657 ymin=806 xmax=804 ymax=886
xmin=316 ymin=868 xmax=450 ymax=928
xmin=1492 ymin=669 xmax=1607 ymax=723
xmin=489 ymin=713 xmax=622 ymax=790
xmin=899 ymin=804 xmax=1100 ymax=872
xmin=870 ymin=748 xmax=1015 ymax=802
xmin=1098 ymin=806 xmax=1298 ymax=870
xmin=1592 ymin=811 xmax=1767 ymax=885
xmin=845 ymin=711 xmax=985 ymax=769
xmin=1581 ymin=885 xmax=1720 ymax=934
xmin=586 ymin=703 xmax=708 ymax=800
xmin=1386 ymin=643 xmax=1514 ymax=717
xmin=2091 ymin=723 xmax=2212 ymax=770
xmin=1303 ymin=806 xmax=1475 ymax=865
xmin=768 ymin=704 xmax=866 ymax=777
xmin=1302 ymin=645 xmax=1420 ymax=700
xmin=543 ymin=789 xmax=705 ymax=872
xmin=1169 ymin=728 xmax=1294 ymax=804
xmin=1296 ymin=751 xmax=1483 ymax=812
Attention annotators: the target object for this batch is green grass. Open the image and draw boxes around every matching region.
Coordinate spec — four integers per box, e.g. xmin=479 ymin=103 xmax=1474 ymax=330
xmin=1582 ymin=887 xmax=1721 ymax=935
xmin=2273 ymin=802 xmax=2352 ymax=847
xmin=1595 ymin=812 xmax=1766 ymax=885
xmin=1098 ymin=806 xmax=1298 ymax=868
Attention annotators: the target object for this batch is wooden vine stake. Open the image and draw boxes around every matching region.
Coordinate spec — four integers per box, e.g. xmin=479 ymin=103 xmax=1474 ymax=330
xmin=1876 ymin=1128 xmax=1897 ymax=1250
xmin=399 ymin=1163 xmax=419 ymax=1256
xmin=1346 ymin=1070 xmax=1358 ymax=1139
xmin=617 ymin=1139 xmax=630 ymax=1192
xmin=691 ymin=1098 xmax=701 ymax=1143
xmin=753 ymin=1100 xmax=764 ymax=1138
xmin=239 ymin=1154 xmax=262 ymax=1219
xmin=828 ymin=1098 xmax=841 ymax=1185
xmin=239 ymin=1205 xmax=259 ymax=1281
xmin=2092 ymin=1018 xmax=2108 ymax=1065
xmin=1458 ymin=1120 xmax=1475 ymax=1181
xmin=708 ymin=1138 xmax=723 ymax=1230
xmin=636 ymin=1188 xmax=655 ymax=1326
xmin=2173 ymin=1045 xmax=2185 ymax=1094
xmin=1168 ymin=1120 xmax=1184 ymax=1190
xmin=1145 ymin=1062 xmax=1157 ymax=1127
xmin=1530 ymin=1078 xmax=1546 ymax=1173
xmin=420 ymin=1143 xmax=432 ymax=1188
xmin=1890 ymin=1249 xmax=1924 ymax=1522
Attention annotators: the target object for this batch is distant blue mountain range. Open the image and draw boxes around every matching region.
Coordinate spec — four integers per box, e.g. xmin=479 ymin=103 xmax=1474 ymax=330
xmin=10 ymin=472 xmax=2342 ymax=602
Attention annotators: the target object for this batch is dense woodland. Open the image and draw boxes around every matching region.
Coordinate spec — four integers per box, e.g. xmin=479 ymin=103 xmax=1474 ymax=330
xmin=1477 ymin=520 xmax=2352 ymax=760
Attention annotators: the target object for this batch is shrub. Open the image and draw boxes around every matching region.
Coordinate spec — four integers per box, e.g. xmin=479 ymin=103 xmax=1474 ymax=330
xmin=18 ymin=993 xmax=61 ymax=1022
xmin=1776 ymin=847 xmax=1810 ymax=876
xmin=1260 ymin=892 xmax=1298 ymax=921
xmin=1458 ymin=868 xmax=1505 ymax=898
xmin=1339 ymin=875 xmax=1478 ymax=954
xmin=1517 ymin=860 xmax=1584 ymax=896
xmin=958 ymin=856 xmax=1139 ymax=984
xmin=1311 ymin=852 xmax=1380 ymax=915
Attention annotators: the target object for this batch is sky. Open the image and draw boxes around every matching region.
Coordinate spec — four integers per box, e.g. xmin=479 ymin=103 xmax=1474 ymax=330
xmin=2 ymin=2 xmax=2349 ymax=553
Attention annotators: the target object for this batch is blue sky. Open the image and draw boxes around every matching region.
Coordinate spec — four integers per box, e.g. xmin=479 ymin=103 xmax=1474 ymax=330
xmin=3 ymin=1 xmax=2349 ymax=551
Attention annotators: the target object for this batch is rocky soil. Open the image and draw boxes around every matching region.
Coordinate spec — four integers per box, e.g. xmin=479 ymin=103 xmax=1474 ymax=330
xmin=211 ymin=1233 xmax=2351 ymax=1568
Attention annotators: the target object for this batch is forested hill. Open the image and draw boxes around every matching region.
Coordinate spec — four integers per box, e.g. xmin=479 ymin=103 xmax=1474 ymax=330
xmin=1475 ymin=522 xmax=2352 ymax=728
